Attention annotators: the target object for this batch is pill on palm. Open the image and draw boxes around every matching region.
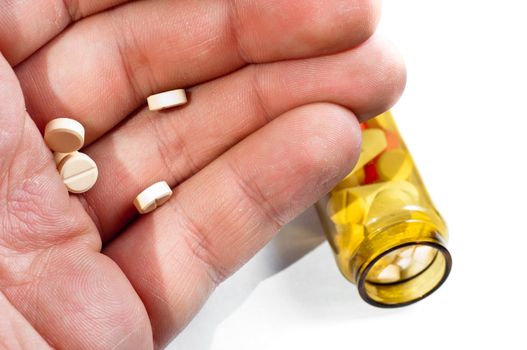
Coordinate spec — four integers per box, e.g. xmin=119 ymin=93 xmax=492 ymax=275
xmin=147 ymin=89 xmax=187 ymax=111
xmin=134 ymin=181 xmax=173 ymax=214
xmin=57 ymin=152 xmax=98 ymax=194
xmin=377 ymin=149 xmax=413 ymax=181
xmin=44 ymin=118 xmax=85 ymax=153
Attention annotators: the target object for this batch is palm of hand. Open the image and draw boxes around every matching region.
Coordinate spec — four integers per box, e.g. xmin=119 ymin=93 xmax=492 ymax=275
xmin=0 ymin=1 xmax=404 ymax=349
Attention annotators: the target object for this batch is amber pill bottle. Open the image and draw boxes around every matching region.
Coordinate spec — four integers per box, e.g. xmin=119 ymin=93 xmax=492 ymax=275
xmin=316 ymin=111 xmax=452 ymax=307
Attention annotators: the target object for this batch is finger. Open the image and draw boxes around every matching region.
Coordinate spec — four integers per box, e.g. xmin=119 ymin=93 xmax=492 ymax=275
xmin=82 ymin=35 xmax=405 ymax=239
xmin=0 ymin=0 xmax=132 ymax=65
xmin=15 ymin=0 xmax=381 ymax=143
xmin=104 ymin=103 xmax=361 ymax=346
xmin=0 ymin=292 xmax=51 ymax=349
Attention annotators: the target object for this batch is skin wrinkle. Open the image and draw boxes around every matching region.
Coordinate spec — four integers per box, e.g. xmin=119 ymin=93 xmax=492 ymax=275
xmin=107 ymin=8 xmax=156 ymax=104
xmin=76 ymin=194 xmax=104 ymax=239
xmin=62 ymin=0 xmax=80 ymax=22
xmin=249 ymin=65 xmax=275 ymax=124
xmin=146 ymin=112 xmax=184 ymax=186
xmin=168 ymin=200 xmax=227 ymax=286
xmin=224 ymin=157 xmax=287 ymax=228
xmin=109 ymin=322 xmax=143 ymax=350
xmin=227 ymin=0 xmax=252 ymax=63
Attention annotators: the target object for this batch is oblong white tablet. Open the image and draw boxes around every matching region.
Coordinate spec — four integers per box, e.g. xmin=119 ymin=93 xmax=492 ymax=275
xmin=147 ymin=89 xmax=187 ymax=111
xmin=134 ymin=181 xmax=173 ymax=214
xmin=44 ymin=118 xmax=85 ymax=153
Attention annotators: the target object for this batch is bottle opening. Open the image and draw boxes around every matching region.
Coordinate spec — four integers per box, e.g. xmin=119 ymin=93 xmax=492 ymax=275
xmin=358 ymin=242 xmax=452 ymax=307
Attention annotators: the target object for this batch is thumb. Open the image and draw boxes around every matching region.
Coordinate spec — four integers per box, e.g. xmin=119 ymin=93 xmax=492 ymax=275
xmin=0 ymin=52 xmax=26 ymax=174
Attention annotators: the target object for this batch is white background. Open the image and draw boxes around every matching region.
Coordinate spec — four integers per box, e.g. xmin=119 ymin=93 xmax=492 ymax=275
xmin=169 ymin=1 xmax=527 ymax=349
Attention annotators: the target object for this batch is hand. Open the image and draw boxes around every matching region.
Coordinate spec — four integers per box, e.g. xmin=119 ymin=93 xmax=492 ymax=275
xmin=0 ymin=0 xmax=404 ymax=348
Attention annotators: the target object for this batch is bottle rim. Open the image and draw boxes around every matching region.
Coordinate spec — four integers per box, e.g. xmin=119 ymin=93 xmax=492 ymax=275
xmin=357 ymin=240 xmax=452 ymax=308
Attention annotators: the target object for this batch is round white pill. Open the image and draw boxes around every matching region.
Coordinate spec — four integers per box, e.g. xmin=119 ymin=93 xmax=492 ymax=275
xmin=147 ymin=89 xmax=187 ymax=111
xmin=44 ymin=118 xmax=85 ymax=153
xmin=134 ymin=181 xmax=173 ymax=214
xmin=57 ymin=152 xmax=98 ymax=194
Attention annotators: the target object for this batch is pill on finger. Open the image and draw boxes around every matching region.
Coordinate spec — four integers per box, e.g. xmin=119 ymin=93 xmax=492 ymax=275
xmin=57 ymin=152 xmax=98 ymax=194
xmin=147 ymin=89 xmax=187 ymax=111
xmin=44 ymin=118 xmax=85 ymax=153
xmin=377 ymin=149 xmax=413 ymax=181
xmin=134 ymin=181 xmax=173 ymax=214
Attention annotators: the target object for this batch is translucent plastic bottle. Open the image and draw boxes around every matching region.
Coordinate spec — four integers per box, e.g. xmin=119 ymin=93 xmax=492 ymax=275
xmin=316 ymin=111 xmax=452 ymax=307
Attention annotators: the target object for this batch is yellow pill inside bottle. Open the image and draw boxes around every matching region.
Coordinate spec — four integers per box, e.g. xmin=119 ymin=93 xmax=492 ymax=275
xmin=376 ymin=149 xmax=413 ymax=181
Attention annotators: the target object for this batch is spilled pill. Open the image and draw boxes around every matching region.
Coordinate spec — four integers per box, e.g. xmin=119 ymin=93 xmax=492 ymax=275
xmin=44 ymin=118 xmax=85 ymax=153
xmin=57 ymin=152 xmax=98 ymax=194
xmin=134 ymin=181 xmax=173 ymax=214
xmin=147 ymin=89 xmax=187 ymax=111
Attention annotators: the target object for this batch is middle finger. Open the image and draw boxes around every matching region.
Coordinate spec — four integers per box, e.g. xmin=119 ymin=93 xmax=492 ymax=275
xmin=15 ymin=0 xmax=380 ymax=144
